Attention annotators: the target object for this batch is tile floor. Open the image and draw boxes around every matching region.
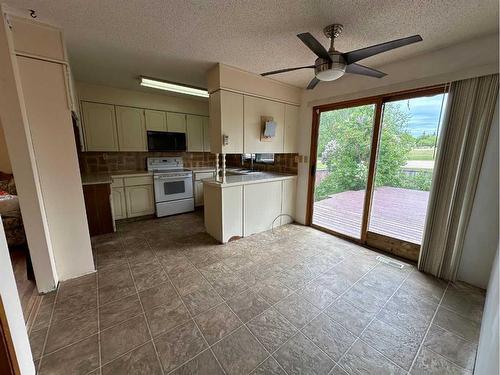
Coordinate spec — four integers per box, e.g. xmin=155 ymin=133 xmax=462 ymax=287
xmin=29 ymin=211 xmax=485 ymax=375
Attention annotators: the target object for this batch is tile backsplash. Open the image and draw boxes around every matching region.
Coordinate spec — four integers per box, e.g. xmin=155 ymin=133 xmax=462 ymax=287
xmin=225 ymin=153 xmax=298 ymax=174
xmin=79 ymin=152 xmax=298 ymax=175
xmin=78 ymin=152 xmax=215 ymax=173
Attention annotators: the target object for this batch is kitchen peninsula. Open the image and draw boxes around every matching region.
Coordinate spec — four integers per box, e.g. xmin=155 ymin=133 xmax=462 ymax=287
xmin=204 ymin=171 xmax=297 ymax=243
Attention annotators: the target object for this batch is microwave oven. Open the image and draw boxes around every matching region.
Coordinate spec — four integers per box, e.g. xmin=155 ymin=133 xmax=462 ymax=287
xmin=147 ymin=131 xmax=186 ymax=152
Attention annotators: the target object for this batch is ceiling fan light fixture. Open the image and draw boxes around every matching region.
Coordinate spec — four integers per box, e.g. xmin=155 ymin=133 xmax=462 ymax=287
xmin=316 ymin=66 xmax=346 ymax=81
xmin=315 ymin=61 xmax=346 ymax=81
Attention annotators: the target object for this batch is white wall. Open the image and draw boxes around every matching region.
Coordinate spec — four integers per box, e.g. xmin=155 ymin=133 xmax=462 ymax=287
xmin=76 ymin=81 xmax=209 ymax=116
xmin=0 ymin=220 xmax=35 ymax=375
xmin=0 ymin=120 xmax=12 ymax=173
xmin=458 ymin=98 xmax=499 ymax=288
xmin=474 ymin=246 xmax=499 ymax=375
xmin=295 ymin=33 xmax=499 ymax=224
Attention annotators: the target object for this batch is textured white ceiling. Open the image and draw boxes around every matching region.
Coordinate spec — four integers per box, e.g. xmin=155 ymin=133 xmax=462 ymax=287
xmin=7 ymin=0 xmax=499 ymax=91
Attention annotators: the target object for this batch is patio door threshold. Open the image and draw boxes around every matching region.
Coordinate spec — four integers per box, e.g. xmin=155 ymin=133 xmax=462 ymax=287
xmin=365 ymin=231 xmax=420 ymax=262
xmin=310 ymin=222 xmax=420 ymax=260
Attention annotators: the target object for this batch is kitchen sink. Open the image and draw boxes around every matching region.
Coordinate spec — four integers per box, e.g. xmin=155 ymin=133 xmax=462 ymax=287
xmin=228 ymin=169 xmax=260 ymax=175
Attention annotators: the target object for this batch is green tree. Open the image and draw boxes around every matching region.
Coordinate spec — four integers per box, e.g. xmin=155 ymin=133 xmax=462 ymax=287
xmin=315 ymin=103 xmax=428 ymax=201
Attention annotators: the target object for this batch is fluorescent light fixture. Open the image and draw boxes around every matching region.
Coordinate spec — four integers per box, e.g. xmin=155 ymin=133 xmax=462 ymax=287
xmin=140 ymin=77 xmax=209 ymax=98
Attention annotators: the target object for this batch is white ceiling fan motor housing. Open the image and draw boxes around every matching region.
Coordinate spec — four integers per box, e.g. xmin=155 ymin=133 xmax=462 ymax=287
xmin=315 ymin=53 xmax=346 ymax=81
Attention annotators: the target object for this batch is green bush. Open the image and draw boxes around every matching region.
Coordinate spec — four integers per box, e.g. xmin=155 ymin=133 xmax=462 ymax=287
xmin=314 ymin=102 xmax=436 ymax=202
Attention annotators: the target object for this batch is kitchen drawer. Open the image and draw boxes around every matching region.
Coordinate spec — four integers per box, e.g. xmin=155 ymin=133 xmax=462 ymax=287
xmin=111 ymin=177 xmax=124 ymax=188
xmin=124 ymin=175 xmax=153 ymax=187
xmin=195 ymin=171 xmax=215 ymax=181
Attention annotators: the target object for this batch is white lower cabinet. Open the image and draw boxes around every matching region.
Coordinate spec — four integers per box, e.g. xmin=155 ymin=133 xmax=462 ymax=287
xmin=244 ymin=181 xmax=282 ymax=236
xmin=111 ymin=187 xmax=127 ymax=220
xmin=194 ymin=171 xmax=215 ymax=207
xmin=194 ymin=181 xmax=204 ymax=206
xmin=281 ymin=178 xmax=296 ymax=225
xmin=204 ymin=184 xmax=243 ymax=243
xmin=204 ymin=177 xmax=296 ymax=243
xmin=125 ymin=184 xmax=155 ymax=217
xmin=111 ymin=175 xmax=155 ymax=220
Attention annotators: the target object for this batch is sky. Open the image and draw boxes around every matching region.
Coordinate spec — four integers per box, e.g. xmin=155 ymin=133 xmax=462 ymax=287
xmin=388 ymin=94 xmax=447 ymax=137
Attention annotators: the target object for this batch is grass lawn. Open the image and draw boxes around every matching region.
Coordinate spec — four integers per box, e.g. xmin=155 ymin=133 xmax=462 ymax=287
xmin=408 ymin=147 xmax=435 ymax=161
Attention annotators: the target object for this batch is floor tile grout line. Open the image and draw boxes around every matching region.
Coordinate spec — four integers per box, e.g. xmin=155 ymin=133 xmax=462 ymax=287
xmin=35 ymin=281 xmax=61 ymax=374
xmin=27 ymin=295 xmax=44 ymax=336
xmin=332 ymin=264 xmax=415 ymax=374
xmin=98 ymin=340 xmax=155 ymax=369
xmin=424 ymin=345 xmax=474 ymax=372
xmin=436 ymin=303 xmax=483 ymax=325
xmin=104 ymin=222 xmax=481 ymax=372
xmin=431 ymin=322 xmax=479 ymax=345
xmin=143 ymin=236 xmax=228 ymax=375
xmin=180 ymin=242 xmax=293 ymax=375
xmin=237 ymin=251 xmax=383 ymax=374
xmin=95 ymin=268 xmax=102 ymax=375
xmin=120 ymin=237 xmax=166 ymax=375
xmin=178 ymin=237 xmax=395 ymax=374
xmin=177 ymin=248 xmax=295 ymax=375
xmin=36 ymin=307 xmax=146 ymax=361
xmin=266 ymin=258 xmax=385 ymax=372
xmin=408 ymin=281 xmax=451 ymax=373
xmin=95 ymin=222 xmax=463 ymax=375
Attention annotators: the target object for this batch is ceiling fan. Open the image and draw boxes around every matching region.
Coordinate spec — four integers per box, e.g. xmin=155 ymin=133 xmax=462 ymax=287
xmin=261 ymin=24 xmax=422 ymax=89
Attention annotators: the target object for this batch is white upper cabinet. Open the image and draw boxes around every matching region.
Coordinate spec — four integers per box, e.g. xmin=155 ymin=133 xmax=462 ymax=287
xmin=145 ymin=109 xmax=167 ymax=132
xmin=202 ymin=116 xmax=210 ymax=152
xmin=284 ymin=104 xmax=299 ymax=153
xmin=81 ymin=101 xmax=209 ymax=152
xmin=81 ymin=101 xmax=119 ymax=151
xmin=244 ymin=96 xmax=285 ymax=153
xmin=186 ymin=114 xmax=204 ymax=152
xmin=116 ymin=106 xmax=147 ymax=151
xmin=209 ymin=90 xmax=244 ymax=154
xmin=167 ymin=112 xmax=187 ymax=133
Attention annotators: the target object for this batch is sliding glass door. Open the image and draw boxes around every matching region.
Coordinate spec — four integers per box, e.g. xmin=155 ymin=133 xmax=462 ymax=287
xmin=311 ymin=103 xmax=375 ymax=239
xmin=308 ymin=86 xmax=448 ymax=259
xmin=368 ymin=93 xmax=447 ymax=245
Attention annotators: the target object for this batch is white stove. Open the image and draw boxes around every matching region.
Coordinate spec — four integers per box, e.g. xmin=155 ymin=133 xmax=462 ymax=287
xmin=147 ymin=157 xmax=194 ymax=217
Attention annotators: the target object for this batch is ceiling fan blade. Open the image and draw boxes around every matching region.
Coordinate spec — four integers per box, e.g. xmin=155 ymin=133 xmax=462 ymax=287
xmin=346 ymin=63 xmax=386 ymax=78
xmin=343 ymin=35 xmax=423 ymax=64
xmin=297 ymin=33 xmax=331 ymax=61
xmin=261 ymin=65 xmax=315 ymax=77
xmin=307 ymin=77 xmax=320 ymax=90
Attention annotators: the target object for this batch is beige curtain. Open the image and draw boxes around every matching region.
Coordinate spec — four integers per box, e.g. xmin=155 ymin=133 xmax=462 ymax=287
xmin=418 ymin=74 xmax=499 ymax=280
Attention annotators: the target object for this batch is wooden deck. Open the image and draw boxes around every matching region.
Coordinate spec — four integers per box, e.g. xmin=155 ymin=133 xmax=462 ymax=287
xmin=312 ymin=187 xmax=429 ymax=244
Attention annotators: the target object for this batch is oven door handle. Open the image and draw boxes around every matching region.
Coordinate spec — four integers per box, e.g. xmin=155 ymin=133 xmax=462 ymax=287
xmin=154 ymin=175 xmax=191 ymax=181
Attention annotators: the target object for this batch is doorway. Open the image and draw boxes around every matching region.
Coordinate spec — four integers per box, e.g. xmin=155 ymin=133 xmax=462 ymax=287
xmin=308 ymin=86 xmax=448 ymax=260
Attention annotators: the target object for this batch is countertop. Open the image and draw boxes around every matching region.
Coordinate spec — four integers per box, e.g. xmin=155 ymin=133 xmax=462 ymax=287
xmin=81 ymin=168 xmax=215 ymax=185
xmin=190 ymin=167 xmax=216 ymax=173
xmin=81 ymin=170 xmax=152 ymax=185
xmin=203 ymin=171 xmax=297 ymax=187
